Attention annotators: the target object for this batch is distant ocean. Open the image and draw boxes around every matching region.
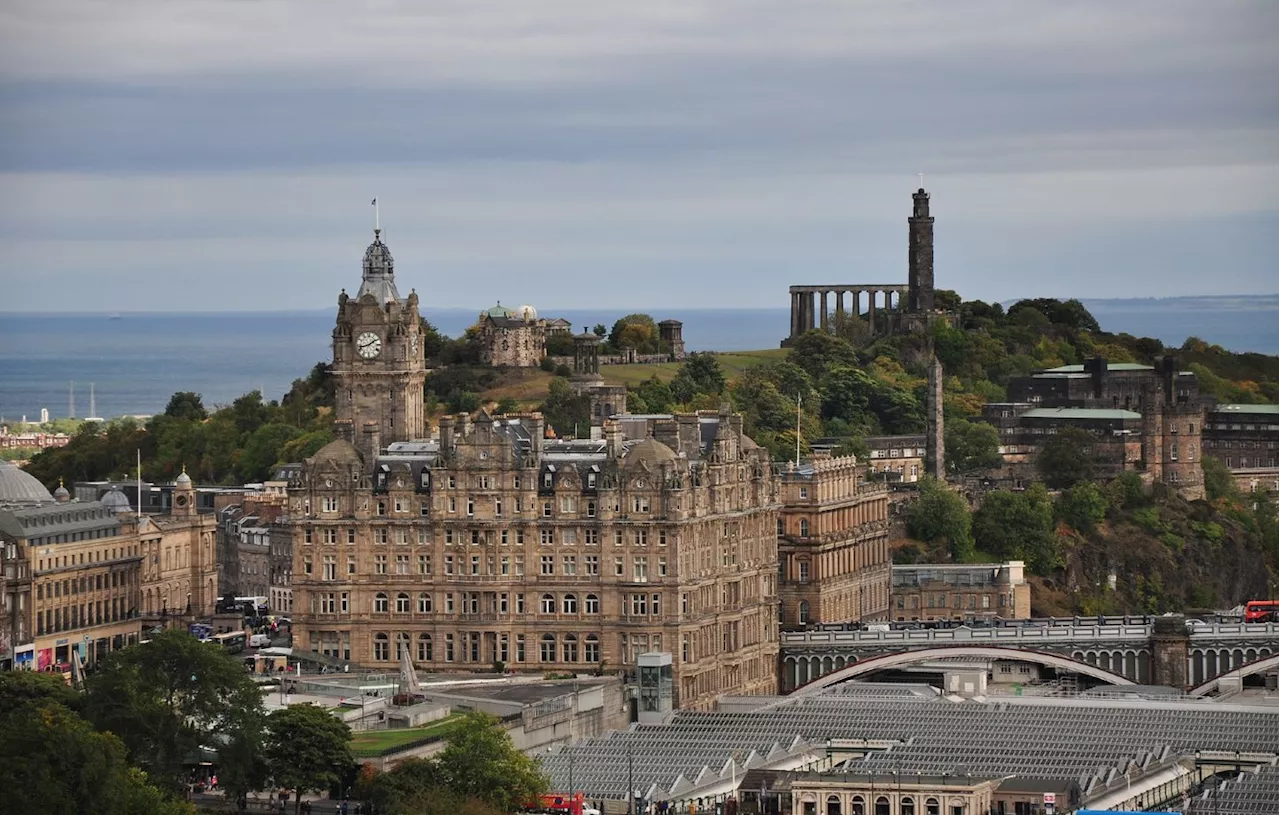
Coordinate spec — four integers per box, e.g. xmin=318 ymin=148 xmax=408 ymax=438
xmin=0 ymin=296 xmax=1274 ymax=421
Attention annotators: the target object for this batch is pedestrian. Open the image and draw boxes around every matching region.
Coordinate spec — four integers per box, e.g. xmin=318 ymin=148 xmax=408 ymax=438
xmin=211 ymin=774 xmax=218 ymax=790
xmin=340 ymin=799 xmax=349 ymax=815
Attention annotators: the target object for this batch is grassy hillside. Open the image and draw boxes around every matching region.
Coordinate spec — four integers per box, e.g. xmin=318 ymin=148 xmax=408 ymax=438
xmin=476 ymin=348 xmax=788 ymax=406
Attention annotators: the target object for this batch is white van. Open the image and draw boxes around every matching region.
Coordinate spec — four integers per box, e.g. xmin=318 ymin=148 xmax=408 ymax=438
xmin=248 ymin=633 xmax=272 ymax=648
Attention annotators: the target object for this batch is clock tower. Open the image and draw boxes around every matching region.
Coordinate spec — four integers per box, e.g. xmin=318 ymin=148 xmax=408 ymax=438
xmin=332 ymin=228 xmax=426 ymax=461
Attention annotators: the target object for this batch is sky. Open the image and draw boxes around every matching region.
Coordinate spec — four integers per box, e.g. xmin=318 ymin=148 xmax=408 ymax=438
xmin=0 ymin=1 xmax=1276 ymax=312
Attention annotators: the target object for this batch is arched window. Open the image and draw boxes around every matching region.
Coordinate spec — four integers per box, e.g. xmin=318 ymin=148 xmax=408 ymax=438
xmin=902 ymin=798 xmax=915 ymax=815
xmin=563 ymin=634 xmax=579 ymax=662
xmin=875 ymin=797 xmax=890 ymax=815
xmin=925 ymin=798 xmax=940 ymax=815
xmin=374 ymin=593 xmax=389 ymax=613
xmin=584 ymin=634 xmax=600 ymax=663
xmin=798 ymin=600 xmax=810 ymax=624
xmin=563 ymin=594 xmax=578 ymax=614
xmin=373 ymin=633 xmax=389 ymax=661
xmin=800 ymin=519 xmax=810 ymax=537
xmin=417 ymin=633 xmax=433 ymax=662
xmin=540 ymin=634 xmax=557 ymax=662
xmin=396 ymin=632 xmax=410 ymax=660
xmin=852 ymin=796 xmax=865 ymax=815
xmin=396 ymin=592 xmax=410 ymax=613
xmin=541 ymin=594 xmax=556 ymax=614
xmin=418 ymin=592 xmax=433 ymax=613
xmin=827 ymin=795 xmax=842 ymax=815
xmin=585 ymin=594 xmax=600 ymax=614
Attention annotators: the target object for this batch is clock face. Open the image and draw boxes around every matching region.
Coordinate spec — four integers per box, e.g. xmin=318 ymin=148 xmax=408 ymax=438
xmin=356 ymin=332 xmax=382 ymax=359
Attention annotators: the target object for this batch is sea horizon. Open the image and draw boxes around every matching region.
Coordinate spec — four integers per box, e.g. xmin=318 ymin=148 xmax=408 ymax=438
xmin=1 ymin=295 xmax=1275 ymax=422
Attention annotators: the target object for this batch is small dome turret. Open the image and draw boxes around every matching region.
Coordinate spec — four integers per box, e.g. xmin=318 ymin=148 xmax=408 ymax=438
xmin=100 ymin=485 xmax=132 ymax=514
xmin=53 ymin=479 xmax=71 ymax=503
xmin=516 ymin=304 xmax=538 ymax=321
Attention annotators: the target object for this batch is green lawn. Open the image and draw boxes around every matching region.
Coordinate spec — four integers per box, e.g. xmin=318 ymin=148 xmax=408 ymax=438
xmin=349 ymin=714 xmax=462 ymax=757
xmin=602 ymin=348 xmax=788 ymax=387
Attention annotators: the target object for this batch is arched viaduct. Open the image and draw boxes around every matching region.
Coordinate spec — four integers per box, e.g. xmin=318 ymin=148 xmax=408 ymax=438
xmin=791 ymin=645 xmax=1135 ymax=696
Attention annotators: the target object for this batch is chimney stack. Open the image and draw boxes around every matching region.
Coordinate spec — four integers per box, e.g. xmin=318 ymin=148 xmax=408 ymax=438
xmin=439 ymin=415 xmax=455 ymax=454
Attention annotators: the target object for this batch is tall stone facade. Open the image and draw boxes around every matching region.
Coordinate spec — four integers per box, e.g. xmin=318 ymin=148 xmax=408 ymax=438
xmin=288 ymin=232 xmax=782 ymax=709
xmin=925 ymin=354 xmax=945 ymax=480
xmin=777 ymin=454 xmax=891 ymax=626
xmin=138 ymin=472 xmax=219 ymax=623
xmin=332 ymin=229 xmax=426 ymax=462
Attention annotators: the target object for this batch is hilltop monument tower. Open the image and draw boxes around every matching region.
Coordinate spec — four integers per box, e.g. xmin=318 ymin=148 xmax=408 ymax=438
xmin=785 ymin=186 xmax=949 ymax=345
xmin=907 ymin=187 xmax=936 ymax=313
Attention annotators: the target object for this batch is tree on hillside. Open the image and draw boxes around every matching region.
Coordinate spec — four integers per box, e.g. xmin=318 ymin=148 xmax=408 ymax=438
xmin=539 ymin=377 xmax=592 ymax=437
xmin=0 ymin=666 xmax=80 ymax=716
xmin=906 ymin=477 xmax=974 ymax=561
xmin=1104 ymin=471 xmax=1147 ymax=511
xmin=1057 ymin=482 xmax=1108 ymax=532
xmin=1202 ymin=454 xmax=1239 ymax=502
xmin=164 ymin=391 xmax=208 ymax=422
xmin=0 ymin=673 xmax=193 ymax=815
xmin=1035 ymin=427 xmax=1099 ymax=489
xmin=670 ymin=353 xmax=726 ymax=403
xmin=786 ymin=331 xmax=860 ymax=382
xmin=265 ymin=704 xmax=353 ymax=814
xmin=944 ymin=419 xmax=1003 ymax=474
xmin=419 ymin=318 xmax=448 ymax=362
xmin=84 ymin=629 xmax=265 ymax=794
xmin=973 ymin=485 xmax=1059 ymax=573
xmin=607 ymin=313 xmax=660 ymax=352
xmin=545 ymin=332 xmax=575 ymax=356
xmin=239 ymin=422 xmax=304 ymax=482
xmin=433 ymin=711 xmax=547 ymax=811
xmin=1006 ymin=298 xmax=1100 ymax=333
xmin=629 ymin=375 xmax=674 ymax=414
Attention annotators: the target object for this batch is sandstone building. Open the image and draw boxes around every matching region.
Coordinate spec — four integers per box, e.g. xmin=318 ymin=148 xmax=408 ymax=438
xmin=891 ymin=560 xmax=1031 ymax=622
xmin=137 ymin=471 xmax=219 ymax=624
xmin=477 ymin=303 xmax=549 ymax=368
xmin=288 ymin=229 xmax=782 ymax=708
xmin=74 ymin=476 xmax=221 ymax=627
xmin=776 ymin=453 xmax=892 ymax=626
xmin=0 ymin=465 xmax=143 ymax=671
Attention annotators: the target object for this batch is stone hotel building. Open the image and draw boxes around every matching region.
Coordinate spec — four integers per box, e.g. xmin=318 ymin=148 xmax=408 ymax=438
xmin=288 ymin=228 xmax=781 ymax=708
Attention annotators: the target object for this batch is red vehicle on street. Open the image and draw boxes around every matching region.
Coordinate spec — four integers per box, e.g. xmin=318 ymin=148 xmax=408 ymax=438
xmin=1244 ymin=600 xmax=1278 ymax=623
xmin=522 ymin=793 xmax=601 ymax=815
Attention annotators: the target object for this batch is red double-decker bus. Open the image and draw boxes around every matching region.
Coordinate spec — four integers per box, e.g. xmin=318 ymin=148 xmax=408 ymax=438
xmin=522 ymin=793 xmax=600 ymax=815
xmin=1244 ymin=600 xmax=1278 ymax=623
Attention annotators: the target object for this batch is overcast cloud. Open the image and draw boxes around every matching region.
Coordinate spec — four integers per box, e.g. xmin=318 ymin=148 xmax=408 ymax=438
xmin=0 ymin=0 xmax=1275 ymax=311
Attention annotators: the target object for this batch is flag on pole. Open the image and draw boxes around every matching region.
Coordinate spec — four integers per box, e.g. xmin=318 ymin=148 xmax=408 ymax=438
xmin=371 ymin=198 xmax=377 ymax=205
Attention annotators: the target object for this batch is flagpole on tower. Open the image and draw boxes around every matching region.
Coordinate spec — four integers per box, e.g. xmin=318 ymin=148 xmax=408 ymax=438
xmin=372 ymin=197 xmax=380 ymax=232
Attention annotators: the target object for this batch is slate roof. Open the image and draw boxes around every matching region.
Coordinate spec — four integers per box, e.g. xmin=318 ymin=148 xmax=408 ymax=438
xmin=1021 ymin=407 xmax=1143 ymax=421
xmin=536 ymin=684 xmax=1279 ymax=801
xmin=0 ymin=460 xmax=54 ymax=508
